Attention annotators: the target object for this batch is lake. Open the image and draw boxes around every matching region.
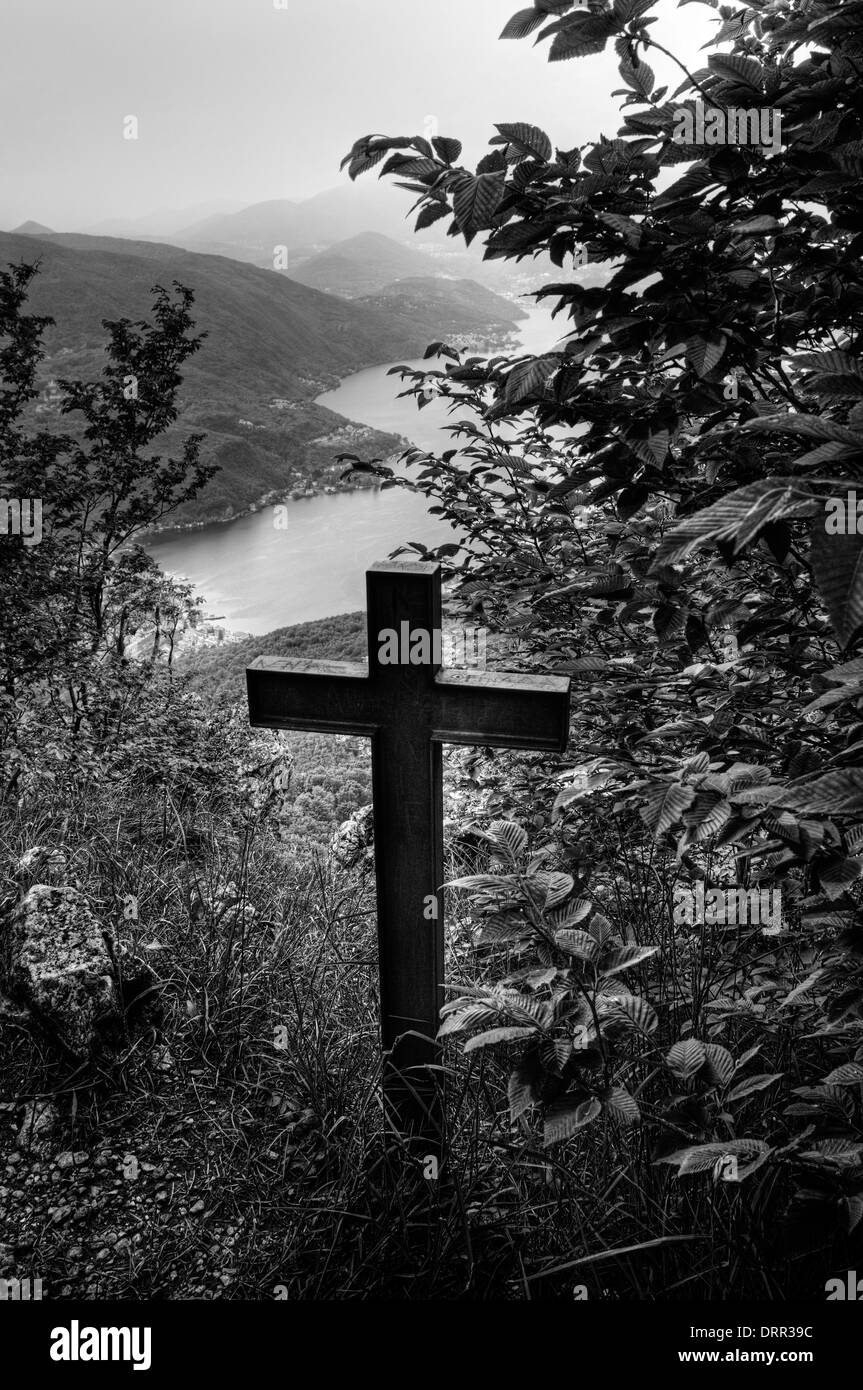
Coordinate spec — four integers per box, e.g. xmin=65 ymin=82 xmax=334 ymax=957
xmin=145 ymin=300 xmax=564 ymax=633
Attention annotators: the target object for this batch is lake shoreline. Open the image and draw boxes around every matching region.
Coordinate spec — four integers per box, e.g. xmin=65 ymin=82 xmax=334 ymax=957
xmin=142 ymin=304 xmax=556 ymax=632
xmin=143 ymin=446 xmax=412 ymax=537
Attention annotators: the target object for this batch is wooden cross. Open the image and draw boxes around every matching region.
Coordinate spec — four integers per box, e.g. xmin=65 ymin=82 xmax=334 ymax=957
xmin=246 ymin=561 xmax=570 ymax=1147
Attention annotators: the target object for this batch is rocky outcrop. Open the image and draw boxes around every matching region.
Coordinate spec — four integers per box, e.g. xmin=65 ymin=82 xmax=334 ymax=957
xmin=16 ymin=1099 xmax=58 ymax=1153
xmin=0 ymin=886 xmax=121 ymax=1059
xmin=330 ymin=805 xmax=374 ymax=870
xmin=13 ymin=846 xmax=67 ymax=888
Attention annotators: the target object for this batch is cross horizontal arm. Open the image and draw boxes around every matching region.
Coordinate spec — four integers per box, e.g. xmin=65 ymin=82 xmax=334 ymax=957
xmin=246 ymin=657 xmax=380 ymax=735
xmin=431 ymin=670 xmax=571 ymax=752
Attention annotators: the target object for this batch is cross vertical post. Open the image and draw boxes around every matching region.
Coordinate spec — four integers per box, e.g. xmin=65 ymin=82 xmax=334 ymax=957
xmin=245 ymin=561 xmax=570 ymax=1150
xmin=365 ymin=565 xmax=445 ymax=1142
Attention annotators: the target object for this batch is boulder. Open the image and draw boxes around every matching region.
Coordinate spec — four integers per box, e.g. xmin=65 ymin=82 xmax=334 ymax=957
xmin=330 ymin=804 xmax=374 ymax=869
xmin=0 ymin=886 xmax=121 ymax=1058
xmin=14 ymin=846 xmax=67 ymax=888
xmin=16 ymin=1098 xmax=58 ymax=1152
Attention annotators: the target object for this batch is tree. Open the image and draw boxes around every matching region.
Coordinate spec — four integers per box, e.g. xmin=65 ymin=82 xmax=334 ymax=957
xmin=343 ymin=0 xmax=863 ymax=1267
xmin=0 ymin=270 xmax=215 ymax=743
xmin=0 ymin=268 xmax=219 ymax=811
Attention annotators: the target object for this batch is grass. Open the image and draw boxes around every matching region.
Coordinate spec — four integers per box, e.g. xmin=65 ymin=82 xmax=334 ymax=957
xmin=0 ymin=737 xmax=855 ymax=1302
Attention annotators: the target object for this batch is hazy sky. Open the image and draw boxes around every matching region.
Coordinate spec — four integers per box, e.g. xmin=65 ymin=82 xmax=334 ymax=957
xmin=1 ymin=0 xmax=714 ymax=230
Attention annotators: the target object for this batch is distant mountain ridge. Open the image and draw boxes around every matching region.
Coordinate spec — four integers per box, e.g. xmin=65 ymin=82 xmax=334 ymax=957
xmin=356 ymin=277 xmax=526 ymax=339
xmin=289 ymin=231 xmax=444 ymax=297
xmin=82 ymin=200 xmax=245 ymax=238
xmin=176 ymin=184 xmax=432 ymax=250
xmin=166 ymin=187 xmax=523 ymax=293
xmin=0 ymin=229 xmax=526 ymax=527
xmin=0 ymin=230 xmax=432 ymax=400
xmin=10 ymin=220 xmax=55 ymax=236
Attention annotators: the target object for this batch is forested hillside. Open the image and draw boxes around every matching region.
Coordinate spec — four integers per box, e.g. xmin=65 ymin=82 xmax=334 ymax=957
xmin=180 ymin=612 xmax=367 ymax=698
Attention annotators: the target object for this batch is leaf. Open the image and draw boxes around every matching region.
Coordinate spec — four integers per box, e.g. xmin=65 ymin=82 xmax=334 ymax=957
xmin=640 ymin=781 xmax=696 ymax=835
xmin=415 ymin=202 xmax=450 ymax=232
xmin=685 ymin=332 xmax=727 ymax=378
xmin=504 ymin=355 xmax=560 ymax=404
xmin=432 ymin=136 xmax=462 ymax=164
xmin=541 ymin=1035 xmax=574 ymax=1072
xmin=743 ymin=413 xmax=862 ymax=446
xmin=544 ymin=872 xmax=575 ymax=909
xmin=475 ymin=819 xmax=528 ymax=862
xmin=437 ymin=1003 xmax=500 ymax=1037
xmin=618 ymin=56 xmax=655 ymax=98
xmin=793 ymin=349 xmax=863 ymax=380
xmin=597 ymin=211 xmax=643 ymax=247
xmin=728 ymin=216 xmax=783 ymax=236
xmin=824 ymin=1062 xmax=863 ymax=1086
xmin=444 ymin=873 xmax=518 ymax=892
xmin=608 ymin=994 xmax=658 ymax=1034
xmin=707 ymin=52 xmax=764 ymax=90
xmin=601 ymin=944 xmax=658 ymax=977
xmin=778 ymin=771 xmax=863 ymax=816
xmin=500 ymin=7 xmax=546 ymax=40
xmin=614 ymin=0 xmax=655 ymax=21
xmin=666 ymin=1038 xmax=706 ymax=1080
xmin=547 ymin=897 xmax=593 ymax=930
xmin=791 ymin=440 xmax=856 ymax=469
xmin=464 ymin=1025 xmax=538 ymax=1052
xmin=548 ymin=12 xmax=616 ymax=61
xmin=654 ymin=479 xmax=814 ymax=566
xmin=778 ymin=968 xmax=825 ymax=1009
xmin=703 ymin=1043 xmax=735 ymax=1088
xmin=819 ymin=855 xmax=863 ymax=899
xmin=509 ymin=1052 xmax=544 ymax=1121
xmin=654 ymin=161 xmax=714 ymax=207
xmin=544 ymin=1096 xmax=602 ymax=1146
xmin=656 ymin=1138 xmax=770 ymax=1178
xmin=604 ymin=1085 xmax=641 ymax=1126
xmin=479 ymin=913 xmax=527 ymax=944
xmin=495 ymin=122 xmax=553 ymax=162
xmin=588 ymin=912 xmax=617 ymax=949
xmin=556 ymin=928 xmax=601 ymax=964
xmin=381 ymin=155 xmax=441 ymax=181
xmin=682 ymin=793 xmax=732 ymax=841
xmin=725 ymin=1073 xmax=783 ymax=1104
xmin=810 ymin=523 xmax=863 ymax=650
xmin=846 ymin=1196 xmax=863 ymax=1233
xmin=499 ymin=993 xmax=554 ymax=1029
xmin=801 ymin=1139 xmax=863 ymax=1165
xmin=451 ymin=171 xmax=506 ymax=245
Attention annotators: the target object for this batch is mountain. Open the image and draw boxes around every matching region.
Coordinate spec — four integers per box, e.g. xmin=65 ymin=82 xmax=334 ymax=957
xmin=65 ymin=184 xmax=552 ymax=297
xmin=180 ymin=612 xmax=367 ymax=699
xmin=10 ymin=220 xmax=55 ymax=236
xmin=289 ymin=232 xmax=441 ymax=297
xmin=177 ymin=183 xmax=422 ymax=254
xmin=82 ymin=200 xmax=246 ymax=239
xmin=0 ymin=231 xmax=526 ymax=527
xmin=172 ymin=187 xmax=520 ymax=291
xmin=0 ymin=231 xmax=428 ymax=400
xmin=356 ymin=278 xmax=526 ymax=341
xmin=0 ymin=230 xmax=431 ymax=525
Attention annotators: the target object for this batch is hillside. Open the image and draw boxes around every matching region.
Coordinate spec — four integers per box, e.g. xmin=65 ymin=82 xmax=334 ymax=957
xmin=176 ymin=183 xmax=440 ymax=254
xmin=288 ymin=231 xmax=440 ymax=297
xmin=10 ymin=220 xmax=55 ymax=236
xmin=82 ymin=200 xmax=245 ymax=238
xmin=0 ymin=230 xmax=540 ymax=525
xmin=0 ymin=231 xmax=423 ymax=400
xmin=356 ymin=277 xmax=526 ymax=341
xmin=0 ymin=232 xmax=425 ymax=525
xmin=171 ymin=188 xmax=527 ymax=293
xmin=179 ymin=611 xmax=367 ymax=700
